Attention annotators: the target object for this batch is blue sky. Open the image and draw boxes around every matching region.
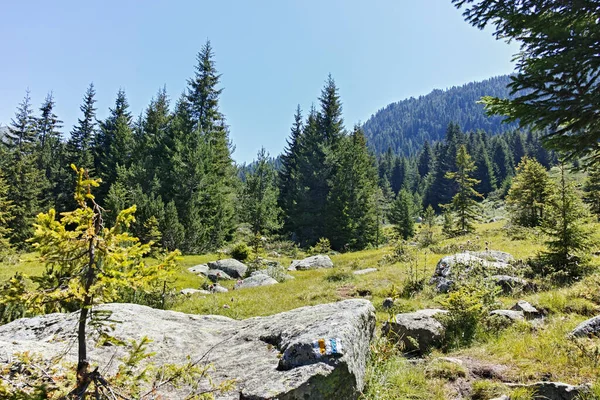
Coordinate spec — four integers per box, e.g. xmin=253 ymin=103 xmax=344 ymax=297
xmin=0 ymin=0 xmax=518 ymax=163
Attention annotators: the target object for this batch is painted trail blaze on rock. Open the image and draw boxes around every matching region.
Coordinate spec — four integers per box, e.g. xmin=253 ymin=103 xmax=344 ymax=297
xmin=313 ymin=338 xmax=343 ymax=356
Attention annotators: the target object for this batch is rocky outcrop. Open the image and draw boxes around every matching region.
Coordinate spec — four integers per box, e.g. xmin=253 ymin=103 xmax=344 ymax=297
xmin=208 ymin=258 xmax=249 ymax=279
xmin=234 ymin=273 xmax=278 ymax=289
xmin=289 ymin=255 xmax=334 ymax=271
xmin=570 ymin=315 xmax=600 ymax=338
xmin=382 ymin=309 xmax=448 ymax=355
xmin=0 ymin=300 xmax=376 ymax=399
xmin=511 ymin=300 xmax=541 ymax=320
xmin=207 ymin=269 xmax=233 ymax=282
xmin=430 ymin=252 xmax=514 ymax=292
xmin=188 ymin=264 xmax=209 ymax=275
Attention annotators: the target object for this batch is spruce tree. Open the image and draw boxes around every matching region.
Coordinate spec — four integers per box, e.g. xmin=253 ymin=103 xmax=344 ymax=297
xmin=279 ymin=105 xmax=303 ymax=234
xmin=2 ymin=92 xmax=45 ymax=246
xmin=417 ymin=140 xmax=434 ymax=178
xmin=67 ymin=83 xmax=97 ymax=172
xmin=0 ymin=170 xmax=14 ymax=258
xmin=389 ymin=188 xmax=415 ymax=240
xmin=240 ymin=148 xmax=282 ymax=236
xmin=444 ymin=145 xmax=482 ymax=234
xmin=583 ymin=166 xmax=600 ymax=220
xmin=541 ymin=163 xmax=591 ymax=281
xmin=326 ymin=127 xmax=379 ymax=250
xmin=506 ymin=157 xmax=553 ymax=227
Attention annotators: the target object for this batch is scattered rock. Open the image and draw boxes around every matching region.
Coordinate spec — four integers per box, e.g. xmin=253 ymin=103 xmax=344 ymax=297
xmin=179 ymin=288 xmax=211 ymax=295
xmin=490 ymin=275 xmax=535 ymax=293
xmin=570 ymin=315 xmax=600 ymax=338
xmin=382 ymin=297 xmax=395 ymax=309
xmin=0 ymin=300 xmax=376 ymax=399
xmin=234 ymin=273 xmax=278 ymax=289
xmin=382 ymin=309 xmax=448 ymax=355
xmin=353 ymin=268 xmax=377 ymax=275
xmin=490 ymin=309 xmax=525 ymax=322
xmin=289 ymin=255 xmax=334 ymax=271
xmin=512 ymin=300 xmax=542 ymax=320
xmin=210 ymin=284 xmax=229 ymax=293
xmin=187 ymin=264 xmax=209 ymax=275
xmin=207 ymin=258 xmax=249 ymax=279
xmin=207 ymin=269 xmax=233 ymax=282
xmin=507 ymin=381 xmax=590 ymax=400
xmin=430 ymin=252 xmax=513 ymax=292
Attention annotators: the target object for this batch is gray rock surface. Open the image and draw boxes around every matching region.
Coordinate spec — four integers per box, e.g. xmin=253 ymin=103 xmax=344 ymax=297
xmin=207 ymin=269 xmax=233 ymax=282
xmin=508 ymin=381 xmax=590 ymax=400
xmin=188 ymin=264 xmax=209 ymax=275
xmin=180 ymin=288 xmax=211 ymax=295
xmin=382 ymin=309 xmax=448 ymax=355
xmin=490 ymin=275 xmax=533 ymax=293
xmin=470 ymin=250 xmax=515 ymax=264
xmin=570 ymin=315 xmax=600 ymax=338
xmin=289 ymin=255 xmax=334 ymax=271
xmin=353 ymin=268 xmax=378 ymax=275
xmin=430 ymin=252 xmax=513 ymax=292
xmin=210 ymin=284 xmax=229 ymax=293
xmin=512 ymin=300 xmax=541 ymax=320
xmin=208 ymin=258 xmax=249 ymax=279
xmin=490 ymin=309 xmax=525 ymax=322
xmin=234 ymin=273 xmax=278 ymax=289
xmin=0 ymin=300 xmax=376 ymax=399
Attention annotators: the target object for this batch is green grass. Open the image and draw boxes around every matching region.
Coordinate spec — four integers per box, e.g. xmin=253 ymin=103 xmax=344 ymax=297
xmin=2 ymin=218 xmax=600 ymax=399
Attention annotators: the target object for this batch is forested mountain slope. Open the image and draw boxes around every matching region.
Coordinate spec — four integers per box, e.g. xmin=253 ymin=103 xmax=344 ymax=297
xmin=363 ymin=75 xmax=518 ymax=156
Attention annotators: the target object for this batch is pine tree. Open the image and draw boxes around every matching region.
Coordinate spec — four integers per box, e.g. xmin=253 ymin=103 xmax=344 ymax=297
xmin=161 ymin=200 xmax=185 ymax=251
xmin=279 ymin=105 xmax=303 ymax=234
xmin=326 ymin=127 xmax=379 ymax=250
xmin=2 ymin=92 xmax=45 ymax=246
xmin=318 ymin=74 xmax=344 ymax=147
xmin=35 ymin=93 xmax=64 ymax=208
xmin=444 ymin=145 xmax=482 ymax=234
xmin=419 ymin=205 xmax=436 ymax=246
xmin=94 ymin=89 xmax=134 ymax=201
xmin=583 ymin=166 xmax=600 ymax=220
xmin=390 ymin=157 xmax=407 ymax=194
xmin=491 ymin=138 xmax=514 ymax=185
xmin=67 ymin=83 xmax=97 ymax=172
xmin=417 ymin=140 xmax=434 ymax=178
xmin=389 ymin=188 xmax=415 ymax=240
xmin=506 ymin=157 xmax=553 ymax=227
xmin=541 ymin=163 xmax=591 ymax=281
xmin=0 ymin=170 xmax=14 ymax=258
xmin=240 ymin=148 xmax=282 ymax=236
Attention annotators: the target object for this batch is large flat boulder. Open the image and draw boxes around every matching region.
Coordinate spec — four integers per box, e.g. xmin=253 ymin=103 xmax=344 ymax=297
xmin=382 ymin=309 xmax=448 ymax=355
xmin=208 ymin=258 xmax=249 ymax=279
xmin=289 ymin=255 xmax=334 ymax=271
xmin=0 ymin=300 xmax=376 ymax=399
xmin=234 ymin=273 xmax=278 ymax=289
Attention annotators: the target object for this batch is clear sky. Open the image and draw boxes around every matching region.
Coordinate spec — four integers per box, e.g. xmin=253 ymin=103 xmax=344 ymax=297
xmin=0 ymin=0 xmax=518 ymax=164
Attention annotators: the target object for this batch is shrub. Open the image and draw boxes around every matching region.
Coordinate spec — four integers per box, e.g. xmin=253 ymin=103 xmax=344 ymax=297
xmin=231 ymin=242 xmax=251 ymax=261
xmin=309 ymin=237 xmax=332 ymax=255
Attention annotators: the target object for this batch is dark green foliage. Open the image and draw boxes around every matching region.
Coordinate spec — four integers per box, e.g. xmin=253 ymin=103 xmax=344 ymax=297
xmin=453 ymin=0 xmax=600 ymax=165
xmin=67 ymin=83 xmax=97 ymax=172
xmin=506 ymin=157 xmax=553 ymax=227
xmin=540 ymin=164 xmax=592 ymax=282
xmin=491 ymin=138 xmax=514 ymax=186
xmin=161 ymin=200 xmax=185 ymax=251
xmin=363 ymin=75 xmax=517 ymax=156
xmin=326 ymin=127 xmax=379 ymax=250
xmin=583 ymin=167 xmax=600 ymax=219
xmin=444 ymin=145 xmax=482 ymax=234
xmin=389 ymin=189 xmax=415 ymax=240
xmin=240 ymin=147 xmax=282 ymax=236
xmin=0 ymin=171 xmax=13 ymax=257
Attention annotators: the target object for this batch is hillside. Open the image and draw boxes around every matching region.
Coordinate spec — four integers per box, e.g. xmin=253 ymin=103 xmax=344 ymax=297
xmin=363 ymin=75 xmax=519 ymax=156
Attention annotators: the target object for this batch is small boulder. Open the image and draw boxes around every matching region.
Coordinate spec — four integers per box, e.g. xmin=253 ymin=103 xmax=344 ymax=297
xmin=207 ymin=269 xmax=233 ymax=282
xmin=187 ymin=264 xmax=209 ymax=275
xmin=508 ymin=381 xmax=590 ymax=400
xmin=210 ymin=284 xmax=229 ymax=293
xmin=430 ymin=252 xmax=512 ymax=292
xmin=288 ymin=255 xmax=334 ymax=271
xmin=511 ymin=300 xmax=542 ymax=320
xmin=490 ymin=309 xmax=525 ymax=322
xmin=382 ymin=309 xmax=448 ymax=355
xmin=207 ymin=258 xmax=248 ymax=279
xmin=234 ymin=273 xmax=278 ymax=289
xmin=180 ymin=288 xmax=212 ymax=296
xmin=570 ymin=315 xmax=600 ymax=338
xmin=353 ymin=268 xmax=378 ymax=275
